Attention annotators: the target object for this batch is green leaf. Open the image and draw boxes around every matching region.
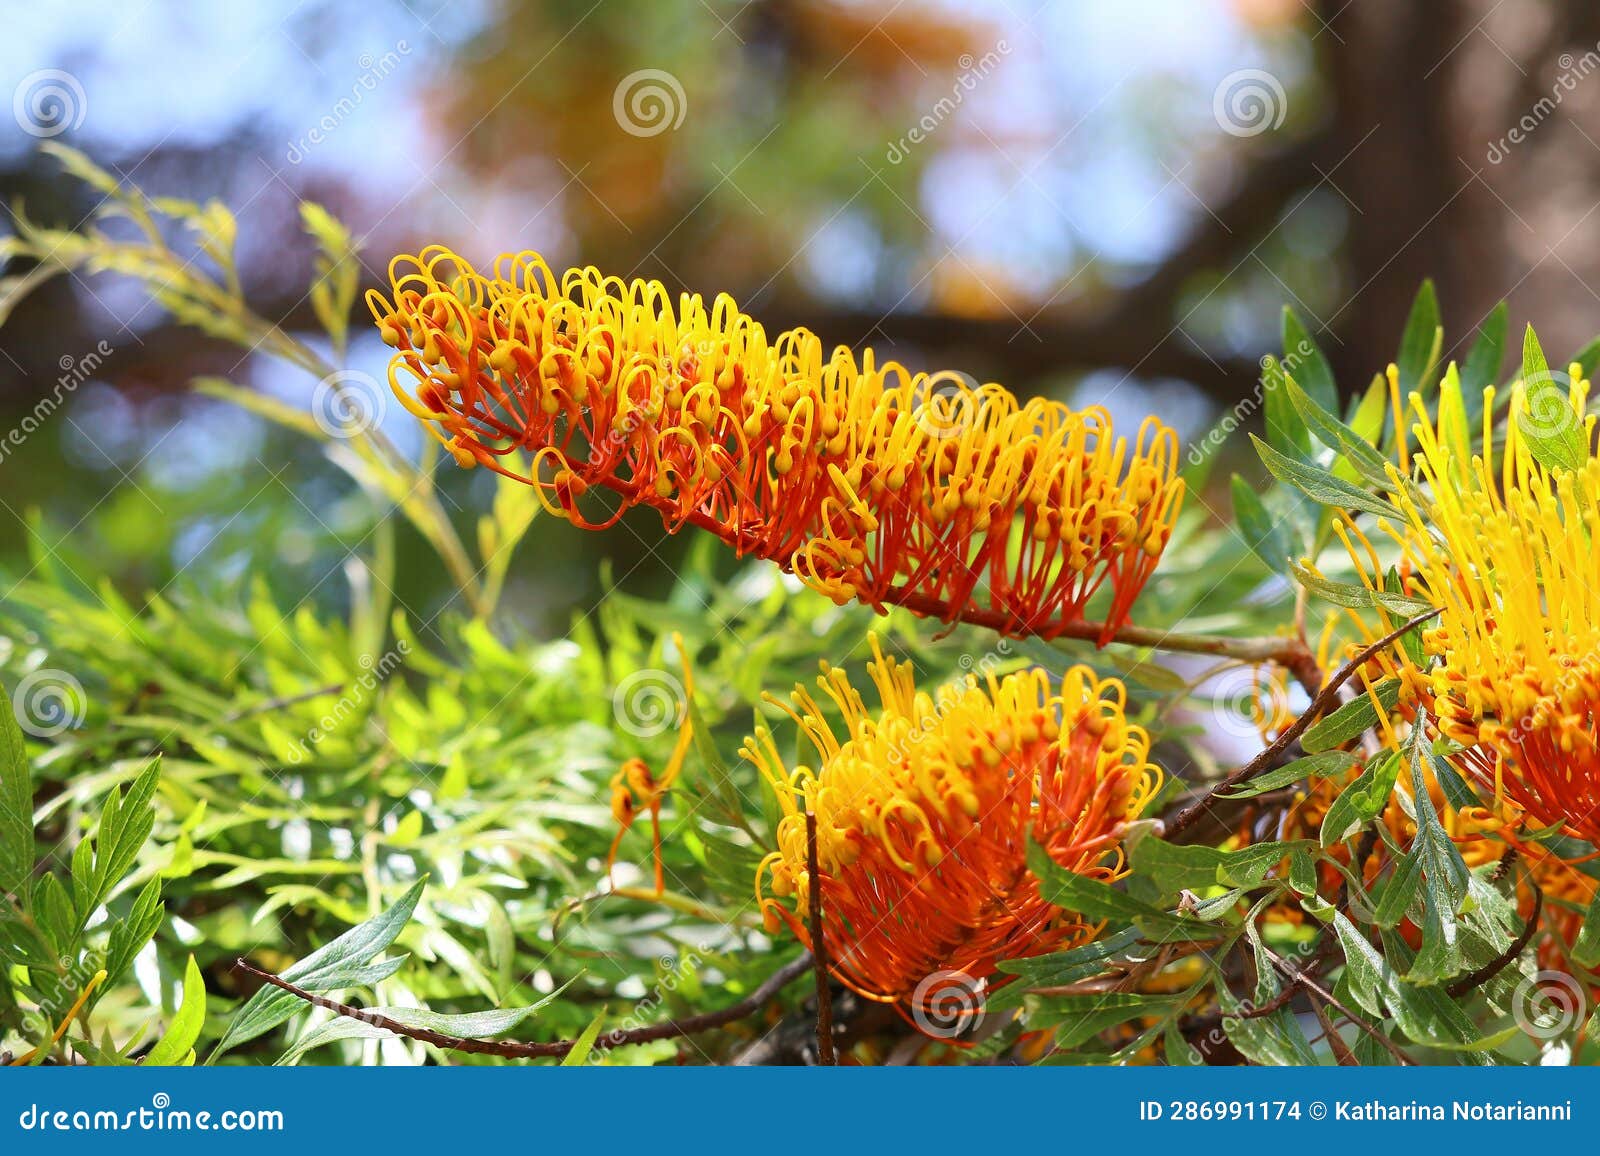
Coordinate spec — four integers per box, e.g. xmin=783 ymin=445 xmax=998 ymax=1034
xmin=1571 ymin=888 xmax=1600 ymax=970
xmin=1252 ymin=436 xmax=1402 ymax=520
xmin=1218 ymin=925 xmax=1317 ymax=1065
xmin=1262 ymin=356 xmax=1312 ymax=459
xmin=1570 ymin=332 xmax=1600 ymax=383
xmin=146 ymin=954 xmax=206 ymax=1066
xmin=1131 ymin=837 xmax=1296 ymax=894
xmin=1231 ymin=476 xmax=1300 ymax=573
xmin=84 ymin=759 xmax=161 ymax=914
xmin=1291 ymin=563 xmax=1434 ymax=619
xmin=1405 ymin=717 xmax=1470 ymax=918
xmin=991 ymin=927 xmax=1143 ymax=1010
xmin=1281 ymin=307 xmax=1339 ymax=412
xmin=1460 ymin=301 xmax=1507 ymax=399
xmin=561 ymin=1008 xmax=608 ymax=1066
xmin=1517 ymin=325 xmax=1588 ymax=473
xmin=210 ymin=878 xmax=426 ymax=1061
xmin=1283 ymin=377 xmax=1393 ymax=487
xmin=1219 ymin=751 xmax=1358 ymax=799
xmin=1320 ymin=751 xmax=1400 ymax=847
xmin=1031 ymin=992 xmax=1180 ymax=1048
xmin=1027 ymin=841 xmax=1208 ymax=940
xmin=0 ymin=685 xmax=33 ymax=898
xmin=1396 ymin=280 xmax=1443 ymax=396
xmin=1302 ymin=679 xmax=1401 ymax=753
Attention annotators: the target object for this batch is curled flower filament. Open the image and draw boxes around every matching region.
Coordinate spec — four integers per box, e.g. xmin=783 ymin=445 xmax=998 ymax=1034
xmin=369 ymin=247 xmax=1183 ymax=642
xmin=742 ymin=636 xmax=1160 ymax=1018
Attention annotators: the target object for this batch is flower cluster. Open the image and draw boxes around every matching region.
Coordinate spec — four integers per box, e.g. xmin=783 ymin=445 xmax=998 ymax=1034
xmin=368 ymin=247 xmax=1183 ymax=641
xmin=1338 ymin=366 xmax=1600 ymax=843
xmin=742 ymin=636 xmax=1160 ymax=1017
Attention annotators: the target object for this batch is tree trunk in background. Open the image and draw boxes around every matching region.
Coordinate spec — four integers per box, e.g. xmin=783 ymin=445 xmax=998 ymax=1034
xmin=1320 ymin=0 xmax=1498 ymax=384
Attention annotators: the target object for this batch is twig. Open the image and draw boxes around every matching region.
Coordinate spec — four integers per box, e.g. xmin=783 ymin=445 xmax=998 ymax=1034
xmin=885 ymin=588 xmax=1325 ymax=697
xmin=1446 ymin=882 xmax=1543 ymax=997
xmin=1162 ymin=607 xmax=1441 ymax=839
xmin=806 ymin=810 xmax=836 ymax=1065
xmin=233 ymin=952 xmax=812 ymax=1060
xmin=221 ymin=682 xmax=344 ymax=723
xmin=1263 ymin=946 xmax=1415 ymax=1067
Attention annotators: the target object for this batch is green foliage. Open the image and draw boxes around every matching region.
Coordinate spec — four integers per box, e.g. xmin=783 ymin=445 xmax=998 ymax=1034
xmin=6 ymin=146 xmax=1600 ymax=1069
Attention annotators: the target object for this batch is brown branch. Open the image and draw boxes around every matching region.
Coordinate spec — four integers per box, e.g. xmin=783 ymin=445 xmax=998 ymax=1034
xmin=1162 ymin=606 xmax=1441 ymax=839
xmin=805 ymin=810 xmax=836 ymax=1065
xmin=233 ymin=951 xmax=813 ymax=1060
xmin=883 ymin=587 xmax=1325 ymax=697
xmin=1446 ymin=882 xmax=1543 ymax=998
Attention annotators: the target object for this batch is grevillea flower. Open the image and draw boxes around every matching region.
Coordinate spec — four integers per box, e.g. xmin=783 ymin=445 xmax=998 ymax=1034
xmin=1333 ymin=364 xmax=1600 ymax=843
xmin=367 ymin=248 xmax=1183 ymax=642
xmin=742 ymin=636 xmax=1161 ymax=1020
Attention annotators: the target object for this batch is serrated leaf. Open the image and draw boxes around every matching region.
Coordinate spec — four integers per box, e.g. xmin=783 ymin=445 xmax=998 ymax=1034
xmin=210 ymin=878 xmax=425 ymax=1060
xmin=1572 ymin=890 xmax=1600 ymax=970
xmin=1028 ymin=840 xmax=1207 ymax=940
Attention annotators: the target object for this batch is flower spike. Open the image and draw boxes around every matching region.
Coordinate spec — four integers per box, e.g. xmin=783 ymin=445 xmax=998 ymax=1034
xmin=741 ymin=636 xmax=1160 ymax=1021
xmin=369 ymin=248 xmax=1184 ymax=642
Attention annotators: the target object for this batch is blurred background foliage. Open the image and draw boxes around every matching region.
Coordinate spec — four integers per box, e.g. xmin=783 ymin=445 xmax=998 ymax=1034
xmin=11 ymin=0 xmax=1600 ymax=620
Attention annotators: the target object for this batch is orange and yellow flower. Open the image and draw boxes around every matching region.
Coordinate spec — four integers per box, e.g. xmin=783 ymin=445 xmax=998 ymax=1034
xmin=368 ymin=247 xmax=1183 ymax=642
xmin=1335 ymin=363 xmax=1600 ymax=843
xmin=742 ymin=636 xmax=1161 ymax=1020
